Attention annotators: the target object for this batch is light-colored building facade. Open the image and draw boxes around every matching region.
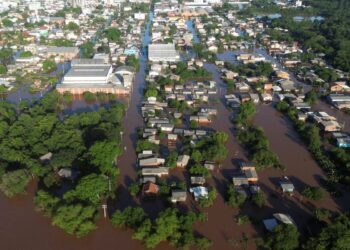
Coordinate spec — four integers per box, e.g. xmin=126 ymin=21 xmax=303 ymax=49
xmin=56 ymin=59 xmax=131 ymax=94
xmin=148 ymin=43 xmax=180 ymax=62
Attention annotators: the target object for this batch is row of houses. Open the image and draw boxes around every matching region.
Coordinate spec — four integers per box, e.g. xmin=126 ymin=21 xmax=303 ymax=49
xmin=133 ymin=7 xmax=223 ymax=203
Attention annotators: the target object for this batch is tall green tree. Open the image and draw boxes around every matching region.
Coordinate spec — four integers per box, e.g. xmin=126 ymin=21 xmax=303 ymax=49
xmin=264 ymin=224 xmax=299 ymax=250
xmin=304 ymin=214 xmax=350 ymax=249
xmin=64 ymin=174 xmax=109 ymax=205
xmin=105 ymin=28 xmax=121 ymax=42
xmin=0 ymin=169 xmax=31 ymax=197
xmin=42 ymin=59 xmax=57 ymax=73
xmin=88 ymin=140 xmax=122 ymax=175
xmin=81 ymin=41 xmax=94 ymax=58
xmin=52 ymin=204 xmax=97 ymax=238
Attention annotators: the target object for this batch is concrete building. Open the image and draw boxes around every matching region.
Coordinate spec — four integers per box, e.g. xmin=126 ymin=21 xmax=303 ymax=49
xmin=56 ymin=59 xmax=130 ymax=94
xmin=148 ymin=43 xmax=180 ymax=62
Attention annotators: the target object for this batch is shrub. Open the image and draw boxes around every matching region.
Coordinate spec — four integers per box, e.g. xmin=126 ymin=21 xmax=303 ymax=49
xmin=302 ymin=186 xmax=324 ymax=201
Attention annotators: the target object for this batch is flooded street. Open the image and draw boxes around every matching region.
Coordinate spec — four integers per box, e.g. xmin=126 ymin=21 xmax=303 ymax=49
xmin=198 ymin=60 xmax=350 ymax=248
xmin=253 ymin=104 xmax=350 ymax=217
xmin=196 ymin=63 xmax=258 ymax=249
xmin=112 ymin=11 xmax=169 ymax=216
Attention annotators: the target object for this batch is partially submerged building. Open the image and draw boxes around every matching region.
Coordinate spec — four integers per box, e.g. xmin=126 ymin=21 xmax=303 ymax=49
xmin=56 ymin=59 xmax=131 ymax=94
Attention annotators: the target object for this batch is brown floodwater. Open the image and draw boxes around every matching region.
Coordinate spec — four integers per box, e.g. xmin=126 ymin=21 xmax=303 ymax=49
xmin=196 ymin=63 xmax=258 ymax=250
xmin=253 ymin=104 xmax=350 ymax=217
xmin=0 ymin=180 xmax=146 ymax=250
xmin=196 ymin=63 xmax=350 ymax=249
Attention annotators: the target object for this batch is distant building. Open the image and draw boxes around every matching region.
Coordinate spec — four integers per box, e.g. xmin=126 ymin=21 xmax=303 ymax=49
xmin=134 ymin=12 xmax=146 ymax=20
xmin=46 ymin=46 xmax=79 ymax=61
xmin=148 ymin=43 xmax=180 ymax=62
xmin=67 ymin=0 xmax=86 ymax=8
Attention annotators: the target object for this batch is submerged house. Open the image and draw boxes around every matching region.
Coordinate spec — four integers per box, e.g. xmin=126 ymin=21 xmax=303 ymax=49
xmin=39 ymin=152 xmax=53 ymax=164
xmin=176 ymin=155 xmax=190 ymax=168
xmin=142 ymin=182 xmax=159 ymax=196
xmin=190 ymin=176 xmax=206 ymax=186
xmin=232 ymin=176 xmax=249 ymax=187
xmin=190 ymin=186 xmax=208 ymax=201
xmin=279 ymin=177 xmax=295 ymax=193
xmin=171 ymin=190 xmax=187 ymax=203
xmin=139 ymin=157 xmax=165 ymax=167
xmin=142 ymin=167 xmax=169 ymax=177
xmin=263 ymin=213 xmax=296 ymax=231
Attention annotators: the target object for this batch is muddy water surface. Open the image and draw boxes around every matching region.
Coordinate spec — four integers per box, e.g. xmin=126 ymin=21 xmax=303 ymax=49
xmin=253 ymin=104 xmax=350 ymax=217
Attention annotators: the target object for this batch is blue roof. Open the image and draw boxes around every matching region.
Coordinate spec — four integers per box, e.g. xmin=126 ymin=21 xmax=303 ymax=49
xmin=263 ymin=218 xmax=278 ymax=231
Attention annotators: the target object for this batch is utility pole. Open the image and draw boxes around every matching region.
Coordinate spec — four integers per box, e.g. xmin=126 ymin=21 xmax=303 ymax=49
xmin=120 ymin=131 xmax=124 ymax=141
xmin=102 ymin=204 xmax=107 ymax=219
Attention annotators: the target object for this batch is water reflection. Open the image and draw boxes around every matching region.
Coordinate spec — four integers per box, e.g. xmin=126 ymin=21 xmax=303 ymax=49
xmin=5 ymin=62 xmax=70 ymax=104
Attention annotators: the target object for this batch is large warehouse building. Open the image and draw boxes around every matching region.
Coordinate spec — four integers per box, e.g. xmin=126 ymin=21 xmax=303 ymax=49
xmin=56 ymin=59 xmax=132 ymax=94
xmin=148 ymin=43 xmax=180 ymax=62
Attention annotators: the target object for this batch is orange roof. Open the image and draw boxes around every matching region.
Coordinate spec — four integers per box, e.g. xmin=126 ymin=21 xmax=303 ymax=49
xmin=142 ymin=182 xmax=159 ymax=195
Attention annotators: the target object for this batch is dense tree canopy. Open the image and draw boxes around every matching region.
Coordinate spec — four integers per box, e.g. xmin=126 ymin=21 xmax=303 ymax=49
xmin=64 ymin=174 xmax=109 ymax=205
xmin=0 ymin=48 xmax=13 ymax=65
xmin=0 ymin=65 xmax=7 ymax=74
xmin=0 ymin=91 xmax=125 ymax=237
xmin=105 ymin=27 xmax=122 ymax=42
xmin=0 ymin=169 xmax=31 ymax=197
xmin=263 ymin=224 xmax=299 ymax=250
xmin=65 ymin=22 xmax=79 ymax=31
xmin=52 ymin=204 xmax=97 ymax=238
xmin=81 ymin=41 xmax=94 ymax=59
xmin=88 ymin=141 xmax=122 ymax=175
xmin=112 ymin=207 xmax=210 ymax=249
xmin=191 ymin=132 xmax=229 ymax=162
xmin=2 ymin=18 xmax=13 ymax=27
xmin=304 ymin=214 xmax=350 ymax=250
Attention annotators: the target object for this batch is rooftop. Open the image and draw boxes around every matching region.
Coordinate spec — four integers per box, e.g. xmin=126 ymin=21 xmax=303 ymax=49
xmin=64 ymin=65 xmax=111 ymax=78
xmin=47 ymin=46 xmax=79 ymax=53
xmin=148 ymin=43 xmax=180 ymax=61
